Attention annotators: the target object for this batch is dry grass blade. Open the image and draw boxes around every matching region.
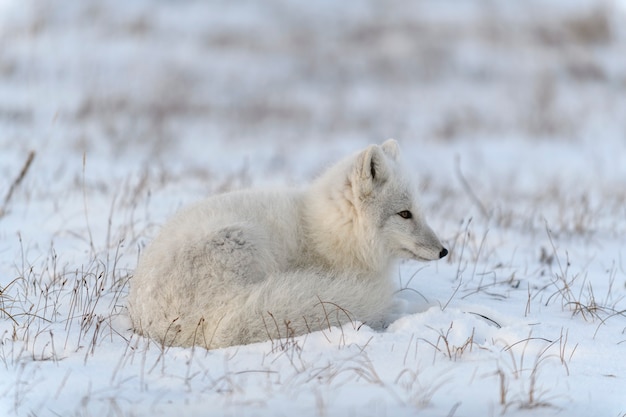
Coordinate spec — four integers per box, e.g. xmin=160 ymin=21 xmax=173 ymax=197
xmin=455 ymin=156 xmax=488 ymax=220
xmin=0 ymin=307 xmax=18 ymax=325
xmin=1 ymin=150 xmax=35 ymax=218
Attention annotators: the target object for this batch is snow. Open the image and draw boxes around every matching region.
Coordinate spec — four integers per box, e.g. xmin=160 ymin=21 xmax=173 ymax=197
xmin=1 ymin=0 xmax=625 ymax=416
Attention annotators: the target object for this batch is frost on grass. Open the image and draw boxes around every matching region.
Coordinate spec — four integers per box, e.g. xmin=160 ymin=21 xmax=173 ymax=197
xmin=2 ymin=1 xmax=626 ymax=416
xmin=1 ymin=156 xmax=625 ymax=416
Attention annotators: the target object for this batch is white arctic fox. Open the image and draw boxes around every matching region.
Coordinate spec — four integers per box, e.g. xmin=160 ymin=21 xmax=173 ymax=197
xmin=128 ymin=140 xmax=447 ymax=349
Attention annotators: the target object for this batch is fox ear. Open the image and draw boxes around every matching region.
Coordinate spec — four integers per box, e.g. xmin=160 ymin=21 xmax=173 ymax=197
xmin=381 ymin=139 xmax=399 ymax=160
xmin=354 ymin=144 xmax=388 ymax=196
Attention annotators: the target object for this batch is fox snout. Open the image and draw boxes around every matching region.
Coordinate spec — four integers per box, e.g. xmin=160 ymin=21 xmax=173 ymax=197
xmin=411 ymin=223 xmax=448 ymax=262
xmin=418 ymin=244 xmax=448 ymax=261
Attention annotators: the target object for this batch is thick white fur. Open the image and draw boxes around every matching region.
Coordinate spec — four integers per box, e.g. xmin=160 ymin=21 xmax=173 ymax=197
xmin=128 ymin=140 xmax=447 ymax=349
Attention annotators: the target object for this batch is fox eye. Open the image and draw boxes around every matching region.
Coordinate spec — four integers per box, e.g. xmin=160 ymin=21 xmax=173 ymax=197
xmin=397 ymin=210 xmax=412 ymax=219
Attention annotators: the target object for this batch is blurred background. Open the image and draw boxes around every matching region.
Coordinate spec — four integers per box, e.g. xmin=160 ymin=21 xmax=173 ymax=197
xmin=2 ymin=4 xmax=626 ymax=415
xmin=1 ymin=0 xmax=625 ymax=234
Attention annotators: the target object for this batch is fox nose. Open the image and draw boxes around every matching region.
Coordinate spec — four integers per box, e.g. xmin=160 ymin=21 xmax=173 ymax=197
xmin=439 ymin=248 xmax=448 ymax=258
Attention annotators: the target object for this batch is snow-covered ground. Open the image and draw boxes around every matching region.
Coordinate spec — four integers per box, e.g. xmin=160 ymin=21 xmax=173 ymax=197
xmin=1 ymin=1 xmax=625 ymax=416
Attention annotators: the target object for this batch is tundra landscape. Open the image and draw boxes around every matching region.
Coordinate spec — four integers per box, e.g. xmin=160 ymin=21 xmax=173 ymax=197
xmin=1 ymin=1 xmax=625 ymax=416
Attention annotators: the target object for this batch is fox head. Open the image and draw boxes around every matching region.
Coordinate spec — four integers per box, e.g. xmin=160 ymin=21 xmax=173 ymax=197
xmin=350 ymin=139 xmax=448 ymax=262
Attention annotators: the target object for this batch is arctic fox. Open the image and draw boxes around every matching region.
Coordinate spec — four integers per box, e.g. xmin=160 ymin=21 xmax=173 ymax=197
xmin=128 ymin=140 xmax=447 ymax=349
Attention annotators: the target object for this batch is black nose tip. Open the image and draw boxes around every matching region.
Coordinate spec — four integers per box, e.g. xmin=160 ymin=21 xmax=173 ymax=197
xmin=439 ymin=248 xmax=448 ymax=258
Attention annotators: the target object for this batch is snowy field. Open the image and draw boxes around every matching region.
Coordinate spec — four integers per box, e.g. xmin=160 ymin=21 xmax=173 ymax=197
xmin=1 ymin=1 xmax=626 ymax=416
